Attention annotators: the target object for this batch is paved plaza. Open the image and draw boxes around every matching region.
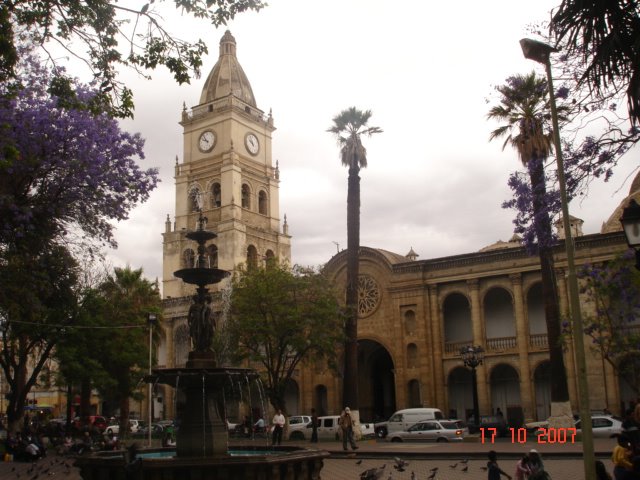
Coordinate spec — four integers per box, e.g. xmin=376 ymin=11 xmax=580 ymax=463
xmin=0 ymin=437 xmax=616 ymax=479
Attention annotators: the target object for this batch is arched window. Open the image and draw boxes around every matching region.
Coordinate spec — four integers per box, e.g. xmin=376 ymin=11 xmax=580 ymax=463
xmin=258 ymin=190 xmax=268 ymax=215
xmin=206 ymin=244 xmax=218 ymax=268
xmin=241 ymin=184 xmax=251 ymax=209
xmin=211 ymin=182 xmax=221 ymax=208
xmin=183 ymin=249 xmax=195 ymax=268
xmin=265 ymin=249 xmax=275 ymax=268
xmin=174 ymin=324 xmax=190 ymax=367
xmin=404 ymin=310 xmax=416 ymax=335
xmin=189 ymin=187 xmax=201 ymax=212
xmin=407 ymin=343 xmax=418 ymax=368
xmin=408 ymin=379 xmax=421 ymax=408
xmin=247 ymin=245 xmax=258 ymax=269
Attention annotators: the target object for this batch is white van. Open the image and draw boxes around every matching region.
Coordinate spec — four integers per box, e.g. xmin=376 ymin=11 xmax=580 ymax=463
xmin=374 ymin=408 xmax=444 ymax=438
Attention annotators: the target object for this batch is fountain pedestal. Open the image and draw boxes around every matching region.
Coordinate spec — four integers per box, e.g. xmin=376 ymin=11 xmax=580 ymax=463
xmin=175 ymin=352 xmax=228 ymax=457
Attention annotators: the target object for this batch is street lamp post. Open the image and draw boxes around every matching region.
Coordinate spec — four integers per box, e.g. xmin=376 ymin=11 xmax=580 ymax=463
xmin=620 ymin=199 xmax=640 ymax=269
xmin=147 ymin=312 xmax=157 ymax=447
xmin=460 ymin=345 xmax=484 ymax=432
xmin=520 ymin=38 xmax=595 ymax=480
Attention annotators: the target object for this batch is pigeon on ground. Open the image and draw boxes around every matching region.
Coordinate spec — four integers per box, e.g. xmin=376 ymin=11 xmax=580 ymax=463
xmin=393 ymin=457 xmax=409 ymax=472
xmin=360 ymin=464 xmax=387 ymax=480
xmin=356 ymin=459 xmax=363 ymax=465
xmin=462 ymin=464 xmax=468 ymax=472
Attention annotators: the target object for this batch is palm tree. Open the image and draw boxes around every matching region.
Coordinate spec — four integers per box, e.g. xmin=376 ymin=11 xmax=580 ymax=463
xmin=488 ymin=72 xmax=571 ymax=415
xmin=328 ymin=107 xmax=382 ymax=411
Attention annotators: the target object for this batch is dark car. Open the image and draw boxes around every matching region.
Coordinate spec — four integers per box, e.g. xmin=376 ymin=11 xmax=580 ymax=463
xmin=467 ymin=415 xmax=508 ymax=436
xmin=73 ymin=415 xmax=108 ymax=433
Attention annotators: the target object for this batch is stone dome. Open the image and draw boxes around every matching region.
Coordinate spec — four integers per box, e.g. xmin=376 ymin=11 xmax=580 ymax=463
xmin=199 ymin=30 xmax=257 ymax=107
xmin=601 ymin=170 xmax=640 ymax=234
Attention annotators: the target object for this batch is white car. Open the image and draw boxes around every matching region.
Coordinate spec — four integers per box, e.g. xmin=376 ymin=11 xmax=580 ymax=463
xmin=531 ymin=414 xmax=622 ymax=439
xmin=106 ymin=419 xmax=144 ymax=435
xmin=387 ymin=420 xmax=468 ymax=443
xmin=287 ymin=415 xmax=312 ymax=440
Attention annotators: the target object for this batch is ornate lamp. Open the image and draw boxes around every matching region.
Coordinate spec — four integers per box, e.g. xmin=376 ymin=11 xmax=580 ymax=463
xmin=620 ymin=199 xmax=640 ymax=269
xmin=459 ymin=345 xmax=484 ymax=431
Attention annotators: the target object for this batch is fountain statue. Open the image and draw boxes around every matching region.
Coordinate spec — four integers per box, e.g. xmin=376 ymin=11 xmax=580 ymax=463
xmin=76 ymin=207 xmax=328 ymax=479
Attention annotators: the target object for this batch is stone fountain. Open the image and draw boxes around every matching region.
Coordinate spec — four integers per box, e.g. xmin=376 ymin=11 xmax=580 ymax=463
xmin=76 ymin=209 xmax=328 ymax=479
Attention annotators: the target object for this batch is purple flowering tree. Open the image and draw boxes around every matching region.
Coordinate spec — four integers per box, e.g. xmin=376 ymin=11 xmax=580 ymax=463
xmin=488 ymin=72 xmax=571 ymax=414
xmin=578 ymin=251 xmax=640 ymax=395
xmin=0 ymin=49 xmax=159 ymax=431
xmin=0 ymin=52 xmax=158 ymax=250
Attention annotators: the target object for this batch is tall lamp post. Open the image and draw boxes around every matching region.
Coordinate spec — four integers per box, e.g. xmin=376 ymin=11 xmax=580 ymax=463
xmin=147 ymin=312 xmax=157 ymax=447
xmin=460 ymin=345 xmax=484 ymax=432
xmin=520 ymin=38 xmax=595 ymax=480
xmin=620 ymin=199 xmax=640 ymax=270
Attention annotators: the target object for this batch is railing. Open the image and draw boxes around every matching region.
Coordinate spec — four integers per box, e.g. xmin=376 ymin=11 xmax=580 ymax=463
xmin=444 ymin=340 xmax=473 ymax=356
xmin=529 ymin=333 xmax=548 ymax=349
xmin=486 ymin=336 xmax=517 ymax=352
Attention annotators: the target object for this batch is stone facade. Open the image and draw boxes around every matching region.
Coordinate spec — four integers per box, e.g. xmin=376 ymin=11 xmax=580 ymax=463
xmin=157 ymin=31 xmax=638 ymax=427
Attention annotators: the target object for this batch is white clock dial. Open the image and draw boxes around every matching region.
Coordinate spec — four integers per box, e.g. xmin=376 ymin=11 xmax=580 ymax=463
xmin=198 ymin=130 xmax=216 ymax=152
xmin=245 ymin=133 xmax=260 ymax=155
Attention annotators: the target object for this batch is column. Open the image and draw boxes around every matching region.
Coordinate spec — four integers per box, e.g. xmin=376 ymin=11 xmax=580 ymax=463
xmin=557 ymin=268 xmax=578 ymax=406
xmin=429 ymin=285 xmax=445 ymax=410
xmin=468 ymin=279 xmax=490 ymax=414
xmin=510 ymin=273 xmax=534 ymax=422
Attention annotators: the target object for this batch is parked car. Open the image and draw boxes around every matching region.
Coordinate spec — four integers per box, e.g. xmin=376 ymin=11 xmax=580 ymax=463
xmin=106 ymin=419 xmax=146 ymax=435
xmin=288 ymin=415 xmax=312 ymax=440
xmin=302 ymin=415 xmax=374 ymax=441
xmin=532 ymin=414 xmax=623 ymax=440
xmin=467 ymin=415 xmax=509 ymax=437
xmin=387 ymin=419 xmax=468 ymax=443
xmin=374 ymin=408 xmax=444 ymax=438
xmin=73 ymin=415 xmax=108 ymax=433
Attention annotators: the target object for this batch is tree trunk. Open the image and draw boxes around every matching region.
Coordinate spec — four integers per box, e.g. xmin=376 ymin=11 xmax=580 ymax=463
xmin=343 ymin=165 xmax=360 ymax=410
xmin=528 ymin=156 xmax=570 ymax=404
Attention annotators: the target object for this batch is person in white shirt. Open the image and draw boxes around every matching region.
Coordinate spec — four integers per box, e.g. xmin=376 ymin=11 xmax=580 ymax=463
xmin=271 ymin=409 xmax=285 ymax=446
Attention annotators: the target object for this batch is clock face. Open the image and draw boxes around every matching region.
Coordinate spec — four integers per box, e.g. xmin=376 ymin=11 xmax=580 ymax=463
xmin=245 ymin=133 xmax=260 ymax=155
xmin=198 ymin=130 xmax=216 ymax=152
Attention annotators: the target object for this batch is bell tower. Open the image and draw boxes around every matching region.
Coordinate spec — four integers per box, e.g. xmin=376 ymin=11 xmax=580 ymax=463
xmin=163 ymin=30 xmax=291 ymax=299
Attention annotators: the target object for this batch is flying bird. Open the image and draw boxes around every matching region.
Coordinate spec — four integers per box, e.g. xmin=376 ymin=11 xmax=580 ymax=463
xmin=461 ymin=465 xmax=468 ymax=472
xmin=449 ymin=463 xmax=458 ymax=469
xmin=427 ymin=471 xmax=437 ymax=480
xmin=356 ymin=459 xmax=363 ymax=465
xmin=461 ymin=458 xmax=469 ymax=464
xmin=430 ymin=467 xmax=439 ymax=473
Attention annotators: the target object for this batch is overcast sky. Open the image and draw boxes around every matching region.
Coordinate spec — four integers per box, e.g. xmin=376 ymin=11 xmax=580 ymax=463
xmin=105 ymin=0 xmax=638 ymax=286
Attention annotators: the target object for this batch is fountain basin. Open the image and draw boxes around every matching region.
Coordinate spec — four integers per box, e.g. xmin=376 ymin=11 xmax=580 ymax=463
xmin=75 ymin=446 xmax=329 ymax=480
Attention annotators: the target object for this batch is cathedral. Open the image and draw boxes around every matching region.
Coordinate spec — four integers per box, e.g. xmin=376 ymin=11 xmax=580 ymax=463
xmin=157 ymin=31 xmax=637 ymax=427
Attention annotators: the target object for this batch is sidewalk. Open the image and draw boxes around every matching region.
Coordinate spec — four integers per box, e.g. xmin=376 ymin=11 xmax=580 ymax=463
xmin=0 ymin=437 xmax=615 ymax=480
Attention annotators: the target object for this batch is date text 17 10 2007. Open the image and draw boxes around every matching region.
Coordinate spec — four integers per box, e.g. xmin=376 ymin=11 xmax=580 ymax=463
xmin=480 ymin=427 xmax=577 ymax=444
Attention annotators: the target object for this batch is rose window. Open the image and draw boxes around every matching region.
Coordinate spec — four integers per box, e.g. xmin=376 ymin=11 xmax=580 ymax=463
xmin=358 ymin=275 xmax=380 ymax=317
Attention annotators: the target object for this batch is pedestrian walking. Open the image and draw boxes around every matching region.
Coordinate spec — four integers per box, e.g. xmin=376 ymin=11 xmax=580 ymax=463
xmin=515 ymin=454 xmax=532 ymax=480
xmin=338 ymin=407 xmax=358 ymax=451
xmin=488 ymin=450 xmax=512 ymax=480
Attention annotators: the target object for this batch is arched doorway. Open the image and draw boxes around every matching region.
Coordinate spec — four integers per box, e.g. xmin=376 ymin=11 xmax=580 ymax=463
xmin=533 ymin=361 xmax=551 ymax=421
xmin=618 ymin=354 xmax=640 ymax=413
xmin=448 ymin=366 xmax=472 ymax=420
xmin=284 ymin=379 xmax=299 ymax=415
xmin=358 ymin=339 xmax=395 ymax=422
xmin=314 ymin=385 xmax=328 ymax=416
xmin=490 ymin=363 xmax=522 ymax=427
